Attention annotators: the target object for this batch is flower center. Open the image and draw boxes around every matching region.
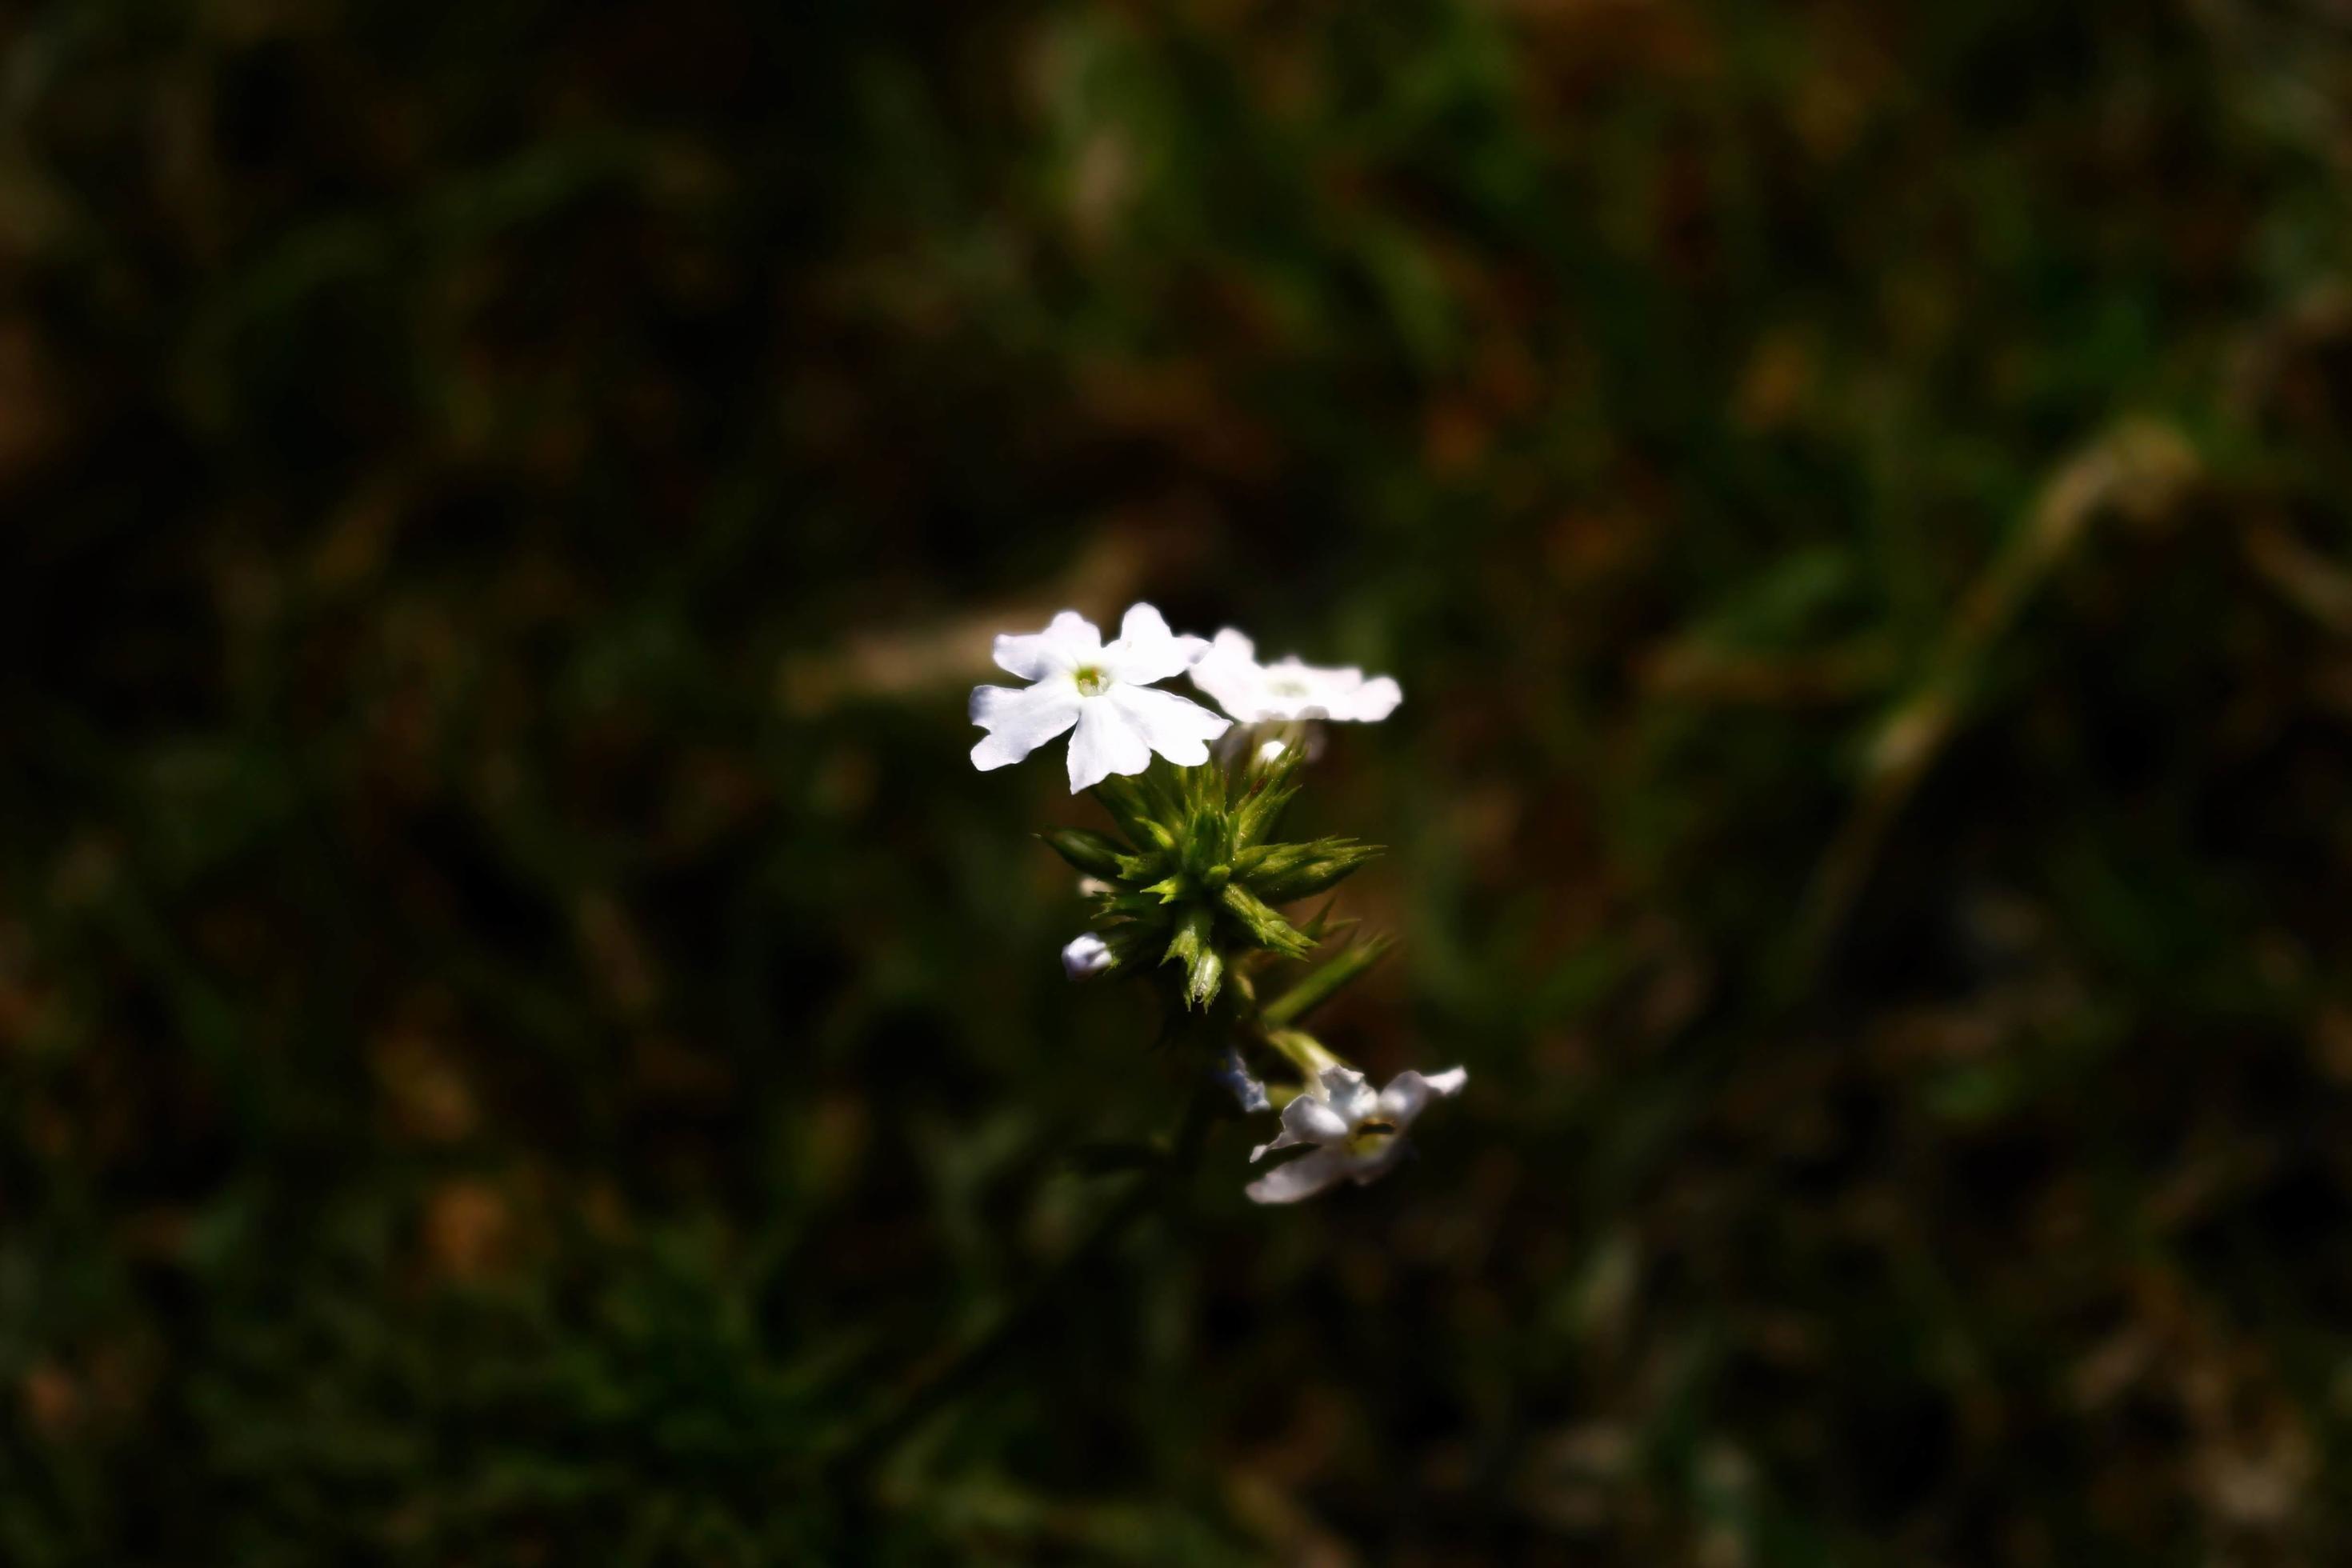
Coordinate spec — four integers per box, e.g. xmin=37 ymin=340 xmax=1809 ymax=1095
xmin=1345 ymin=1118 xmax=1399 ymax=1158
xmin=1074 ymin=665 xmax=1112 ymax=697
xmin=1270 ymin=678 xmax=1311 ymax=698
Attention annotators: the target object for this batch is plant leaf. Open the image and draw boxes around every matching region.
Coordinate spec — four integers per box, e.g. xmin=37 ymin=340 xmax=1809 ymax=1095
xmin=1261 ymin=935 xmax=1397 ymax=1027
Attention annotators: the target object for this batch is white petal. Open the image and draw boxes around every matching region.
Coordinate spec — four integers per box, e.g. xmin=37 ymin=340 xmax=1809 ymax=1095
xmin=1109 ymin=685 xmax=1230 ymax=767
xmin=1186 ymin=629 xmax=1263 ymax=718
xmin=1244 ymin=1148 xmax=1351 ymax=1205
xmin=1194 ymin=643 xmax=1402 ymax=724
xmin=1122 ymin=603 xmax=1174 ymax=640
xmin=1344 ymin=1142 xmax=1410 ymax=1187
xmin=1378 ymin=1066 xmax=1468 ymax=1127
xmin=1249 ymin=1129 xmax=1302 ymax=1162
xmin=969 ymin=682 xmax=1082 ymax=771
xmin=1256 ymin=660 xmax=1354 ymax=722
xmin=1342 ymin=674 xmax=1403 ymax=722
xmin=993 ymin=610 xmax=1101 ymax=680
xmin=1102 ymin=602 xmax=1197 ymax=686
xmin=1251 ymin=1094 xmax=1350 ymax=1160
xmin=1317 ymin=1065 xmax=1378 ymax=1126
xmin=1064 ymin=699 xmax=1151 ymax=793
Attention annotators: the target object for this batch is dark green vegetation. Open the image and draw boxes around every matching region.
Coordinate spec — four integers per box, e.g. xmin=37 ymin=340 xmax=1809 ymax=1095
xmin=9 ymin=1 xmax=2352 ymax=1562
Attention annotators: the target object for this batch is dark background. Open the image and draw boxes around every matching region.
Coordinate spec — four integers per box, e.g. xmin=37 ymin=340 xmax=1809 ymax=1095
xmin=9 ymin=1 xmax=2352 ymax=1562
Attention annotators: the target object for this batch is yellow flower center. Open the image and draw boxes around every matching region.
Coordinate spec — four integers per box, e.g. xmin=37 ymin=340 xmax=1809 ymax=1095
xmin=1345 ymin=1118 xmax=1399 ymax=1158
xmin=1074 ymin=665 xmax=1111 ymax=697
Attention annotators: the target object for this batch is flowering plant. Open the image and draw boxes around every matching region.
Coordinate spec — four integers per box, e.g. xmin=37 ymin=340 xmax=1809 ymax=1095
xmin=969 ymin=602 xmax=1465 ymax=1205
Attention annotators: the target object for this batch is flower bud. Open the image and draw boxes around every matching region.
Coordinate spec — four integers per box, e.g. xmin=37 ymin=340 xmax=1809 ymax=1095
xmin=1212 ymin=1045 xmax=1270 ymax=1113
xmin=1061 ymin=933 xmax=1114 ymax=981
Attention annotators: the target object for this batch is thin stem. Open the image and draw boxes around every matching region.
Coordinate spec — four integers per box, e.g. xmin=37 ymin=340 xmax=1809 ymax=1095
xmin=1259 ymin=1025 xmax=1343 ymax=1082
xmin=829 ymin=1079 xmax=1219 ymax=1481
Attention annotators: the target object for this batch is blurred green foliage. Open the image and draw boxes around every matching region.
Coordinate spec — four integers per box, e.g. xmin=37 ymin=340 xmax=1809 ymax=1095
xmin=9 ymin=0 xmax=2352 ymax=1561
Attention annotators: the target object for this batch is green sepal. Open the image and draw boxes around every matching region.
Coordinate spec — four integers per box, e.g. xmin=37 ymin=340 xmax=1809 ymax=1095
xmin=1089 ymin=774 xmax=1156 ymax=845
xmin=1261 ymin=934 xmax=1396 ymax=1028
xmin=1162 ymin=904 xmax=1223 ymax=1009
xmin=1090 ymin=889 xmax=1172 ymax=922
xmin=1163 ymin=902 xmax=1211 ymax=966
xmin=1178 ymin=757 xmax=1226 ymax=819
xmin=1180 ymin=810 xmax=1230 ymax=878
xmin=1134 ymin=759 xmax=1188 ymax=825
xmin=1234 ymin=782 xmax=1298 ymax=850
xmin=1184 ymin=946 xmax=1225 ymax=1009
xmin=1232 ymin=742 xmax=1308 ymax=845
xmin=1294 ymin=894 xmax=1356 ymax=942
xmin=1092 ymin=923 xmax=1163 ymax=976
xmin=1234 ymin=838 xmax=1384 ymax=903
xmin=1218 ymin=882 xmax=1314 ymax=959
xmin=1038 ymin=827 xmax=1130 ymax=881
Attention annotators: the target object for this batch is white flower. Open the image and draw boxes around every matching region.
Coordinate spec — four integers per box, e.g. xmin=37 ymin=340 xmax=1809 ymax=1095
xmin=970 ymin=604 xmax=1233 ymax=792
xmin=1245 ymin=1063 xmax=1467 ymax=1204
xmin=1061 ymin=933 xmax=1114 ymax=980
xmin=1189 ymin=629 xmax=1402 ymax=724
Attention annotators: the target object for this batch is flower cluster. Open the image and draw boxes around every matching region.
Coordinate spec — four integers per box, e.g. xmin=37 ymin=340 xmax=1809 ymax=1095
xmin=969 ymin=602 xmax=1465 ymax=1205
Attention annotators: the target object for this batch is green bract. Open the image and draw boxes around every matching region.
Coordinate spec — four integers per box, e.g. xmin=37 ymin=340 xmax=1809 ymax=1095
xmin=1039 ymin=742 xmax=1382 ymax=1011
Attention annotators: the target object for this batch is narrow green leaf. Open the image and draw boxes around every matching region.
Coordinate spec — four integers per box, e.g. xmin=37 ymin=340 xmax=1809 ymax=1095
xmin=1260 ymin=935 xmax=1397 ymax=1027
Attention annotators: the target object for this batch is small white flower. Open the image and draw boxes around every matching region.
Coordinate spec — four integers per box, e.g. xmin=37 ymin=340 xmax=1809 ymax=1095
xmin=1189 ymin=629 xmax=1402 ymax=724
xmin=1245 ymin=1063 xmax=1466 ymax=1205
xmin=1061 ymin=933 xmax=1114 ymax=981
xmin=970 ymin=604 xmax=1233 ymax=793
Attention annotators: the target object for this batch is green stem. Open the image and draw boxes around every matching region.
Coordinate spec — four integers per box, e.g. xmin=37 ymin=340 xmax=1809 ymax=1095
xmin=830 ymin=1079 xmax=1218 ymax=1480
xmin=1259 ymin=1026 xmax=1344 ymax=1082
